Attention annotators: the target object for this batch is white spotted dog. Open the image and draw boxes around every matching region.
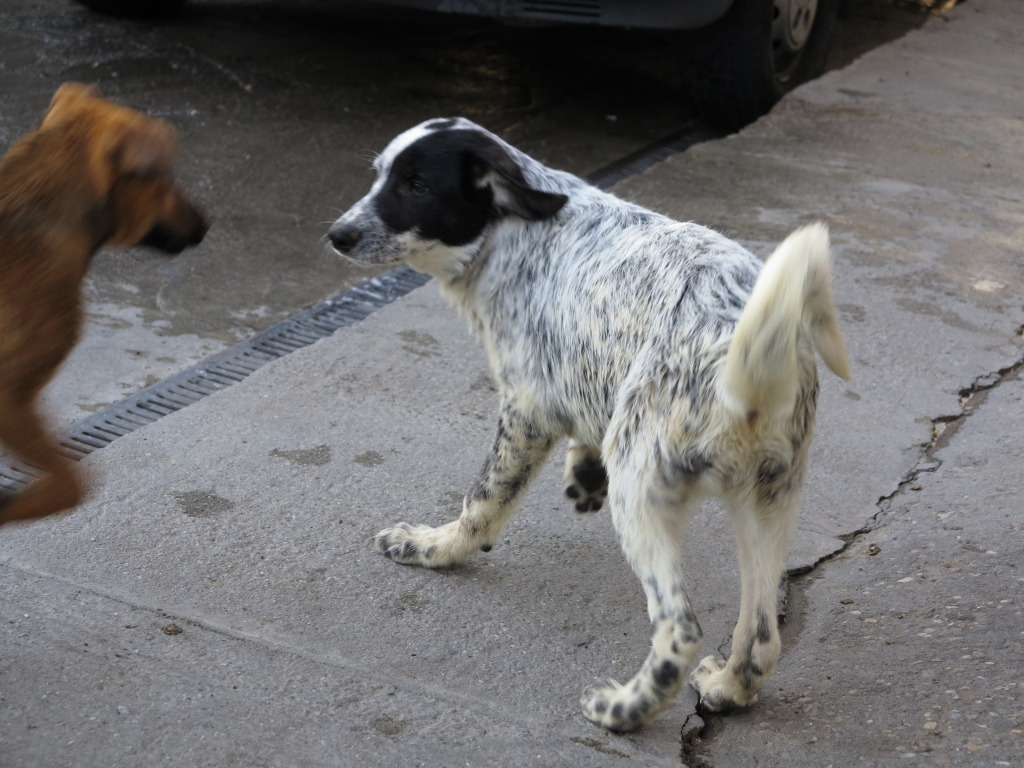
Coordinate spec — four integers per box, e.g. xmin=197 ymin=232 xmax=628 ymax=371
xmin=327 ymin=118 xmax=851 ymax=733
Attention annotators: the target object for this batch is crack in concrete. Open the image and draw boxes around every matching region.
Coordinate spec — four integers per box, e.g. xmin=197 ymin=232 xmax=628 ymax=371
xmin=867 ymin=341 xmax=1024 ymax=538
xmin=794 ymin=331 xmax=1024 ymax=580
xmin=680 ymin=711 xmax=712 ymax=767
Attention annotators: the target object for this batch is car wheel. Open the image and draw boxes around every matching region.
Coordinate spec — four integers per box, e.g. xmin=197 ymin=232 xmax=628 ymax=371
xmin=683 ymin=0 xmax=840 ymax=130
xmin=71 ymin=0 xmax=188 ymax=17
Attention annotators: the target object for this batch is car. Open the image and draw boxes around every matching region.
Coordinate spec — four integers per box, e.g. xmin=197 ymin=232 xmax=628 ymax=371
xmin=70 ymin=0 xmax=839 ymax=128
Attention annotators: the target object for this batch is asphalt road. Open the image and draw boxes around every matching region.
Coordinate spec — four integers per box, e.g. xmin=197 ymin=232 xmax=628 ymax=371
xmin=0 ymin=0 xmax=927 ymax=431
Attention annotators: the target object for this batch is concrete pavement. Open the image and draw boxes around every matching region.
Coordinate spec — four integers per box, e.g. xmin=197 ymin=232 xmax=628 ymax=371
xmin=2 ymin=1 xmax=1023 ymax=766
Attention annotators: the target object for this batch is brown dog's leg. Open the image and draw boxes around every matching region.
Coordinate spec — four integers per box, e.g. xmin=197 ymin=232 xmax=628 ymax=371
xmin=0 ymin=398 xmax=83 ymax=526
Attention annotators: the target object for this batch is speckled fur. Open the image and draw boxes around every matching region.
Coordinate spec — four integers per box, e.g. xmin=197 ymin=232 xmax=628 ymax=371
xmin=328 ymin=118 xmax=850 ymax=732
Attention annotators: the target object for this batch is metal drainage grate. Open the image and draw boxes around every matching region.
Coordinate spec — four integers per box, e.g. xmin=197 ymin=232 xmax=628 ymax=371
xmin=586 ymin=124 xmax=721 ymax=190
xmin=520 ymin=1 xmax=602 ymax=22
xmin=0 ymin=122 xmax=719 ymax=494
xmin=0 ymin=266 xmax=429 ymax=492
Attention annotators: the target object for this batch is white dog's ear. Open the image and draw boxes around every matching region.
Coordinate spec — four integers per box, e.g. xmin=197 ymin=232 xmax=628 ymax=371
xmin=463 ymin=139 xmax=568 ymax=221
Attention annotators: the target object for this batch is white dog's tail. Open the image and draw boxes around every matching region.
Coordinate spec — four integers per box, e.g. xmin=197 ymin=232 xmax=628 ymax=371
xmin=722 ymin=222 xmax=851 ymax=422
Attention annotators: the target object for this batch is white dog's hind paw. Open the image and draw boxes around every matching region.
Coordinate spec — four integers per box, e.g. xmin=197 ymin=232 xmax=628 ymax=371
xmin=563 ymin=449 xmax=608 ymax=513
xmin=689 ymin=654 xmax=757 ymax=714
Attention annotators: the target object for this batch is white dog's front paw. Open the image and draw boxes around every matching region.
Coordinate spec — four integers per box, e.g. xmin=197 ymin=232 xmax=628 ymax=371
xmin=689 ymin=654 xmax=757 ymax=714
xmin=374 ymin=520 xmax=478 ymax=568
xmin=375 ymin=522 xmax=443 ymax=567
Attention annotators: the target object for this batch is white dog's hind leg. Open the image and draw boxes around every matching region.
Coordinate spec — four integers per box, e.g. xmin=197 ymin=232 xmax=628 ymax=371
xmin=375 ymin=399 xmax=555 ymax=568
xmin=581 ymin=442 xmax=703 ymax=732
xmin=563 ymin=440 xmax=607 ymax=512
xmin=690 ymin=485 xmax=800 ymax=712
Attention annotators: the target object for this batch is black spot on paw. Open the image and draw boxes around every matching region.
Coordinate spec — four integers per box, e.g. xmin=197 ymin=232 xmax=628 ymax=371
xmin=605 ymin=700 xmax=651 ymax=733
xmin=653 ymin=660 xmax=680 ymax=688
xmin=735 ymin=658 xmax=764 ymax=690
xmin=629 ymin=698 xmax=653 ymax=720
xmin=572 ymin=459 xmax=607 ymax=493
xmin=397 ymin=541 xmax=419 ymax=560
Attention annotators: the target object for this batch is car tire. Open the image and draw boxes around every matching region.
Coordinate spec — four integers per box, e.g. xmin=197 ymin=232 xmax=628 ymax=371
xmin=683 ymin=0 xmax=840 ymax=130
xmin=71 ymin=0 xmax=188 ymax=17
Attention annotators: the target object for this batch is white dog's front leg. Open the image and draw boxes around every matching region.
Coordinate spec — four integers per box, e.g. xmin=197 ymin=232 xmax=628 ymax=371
xmin=375 ymin=399 xmax=555 ymax=568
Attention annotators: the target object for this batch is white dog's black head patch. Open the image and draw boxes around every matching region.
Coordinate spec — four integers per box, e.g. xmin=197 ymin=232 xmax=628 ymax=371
xmin=328 ymin=118 xmax=568 ymax=276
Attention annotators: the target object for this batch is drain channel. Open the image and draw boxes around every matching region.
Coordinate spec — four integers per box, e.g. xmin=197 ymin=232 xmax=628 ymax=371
xmin=0 ymin=267 xmax=428 ymax=491
xmin=0 ymin=123 xmax=717 ymax=491
xmin=586 ymin=122 xmax=720 ymax=189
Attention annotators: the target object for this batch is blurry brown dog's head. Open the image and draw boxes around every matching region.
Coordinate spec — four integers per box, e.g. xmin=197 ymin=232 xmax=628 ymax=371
xmin=41 ymin=83 xmax=208 ymax=254
xmin=0 ymin=84 xmax=209 ymax=527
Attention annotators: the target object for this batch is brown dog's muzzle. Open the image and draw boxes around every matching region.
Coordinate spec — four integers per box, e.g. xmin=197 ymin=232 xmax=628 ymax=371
xmin=139 ymin=191 xmax=209 ymax=255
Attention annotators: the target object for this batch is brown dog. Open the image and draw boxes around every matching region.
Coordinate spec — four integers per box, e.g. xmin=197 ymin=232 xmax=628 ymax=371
xmin=0 ymin=83 xmax=208 ymax=526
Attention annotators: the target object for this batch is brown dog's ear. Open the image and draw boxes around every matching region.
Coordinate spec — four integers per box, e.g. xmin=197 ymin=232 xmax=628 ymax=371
xmin=108 ymin=119 xmax=178 ymax=177
xmin=42 ymin=82 xmax=103 ymax=126
xmin=464 ymin=136 xmax=568 ymax=221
